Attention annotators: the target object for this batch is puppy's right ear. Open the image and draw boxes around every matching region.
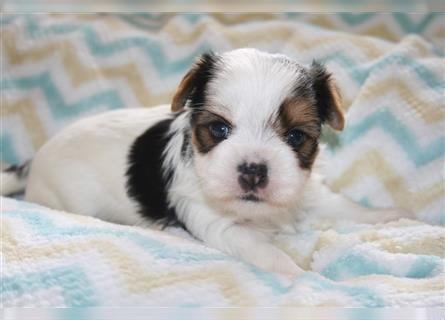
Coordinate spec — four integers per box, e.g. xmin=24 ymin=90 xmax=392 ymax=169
xmin=171 ymin=52 xmax=218 ymax=112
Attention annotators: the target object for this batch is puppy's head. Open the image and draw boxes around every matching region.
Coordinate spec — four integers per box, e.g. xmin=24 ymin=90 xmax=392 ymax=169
xmin=172 ymin=48 xmax=344 ymax=221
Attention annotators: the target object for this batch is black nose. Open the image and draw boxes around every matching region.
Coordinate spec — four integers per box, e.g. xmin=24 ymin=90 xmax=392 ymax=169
xmin=237 ymin=162 xmax=268 ymax=192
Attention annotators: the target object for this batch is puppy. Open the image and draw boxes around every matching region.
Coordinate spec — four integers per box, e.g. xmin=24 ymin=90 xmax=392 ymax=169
xmin=2 ymin=48 xmax=407 ymax=276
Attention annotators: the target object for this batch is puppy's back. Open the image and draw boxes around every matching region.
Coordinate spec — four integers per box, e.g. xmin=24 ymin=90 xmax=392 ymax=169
xmin=25 ymin=105 xmax=171 ymax=225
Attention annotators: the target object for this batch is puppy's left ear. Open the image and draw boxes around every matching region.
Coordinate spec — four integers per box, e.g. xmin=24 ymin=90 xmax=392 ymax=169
xmin=171 ymin=52 xmax=218 ymax=112
xmin=310 ymin=61 xmax=345 ymax=131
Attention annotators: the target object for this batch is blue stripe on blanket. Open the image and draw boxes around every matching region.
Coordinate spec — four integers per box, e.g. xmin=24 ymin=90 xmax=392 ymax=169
xmin=321 ymin=252 xmax=442 ymax=281
xmin=249 ymin=269 xmax=385 ymax=307
xmin=2 ymin=266 xmax=97 ymax=306
xmin=335 ymin=108 xmax=445 ymax=167
xmin=407 ymin=256 xmax=443 ymax=278
xmin=3 ymin=72 xmax=124 ymax=119
xmin=0 ymin=135 xmax=20 ymax=165
xmin=3 ymin=210 xmax=231 ymax=264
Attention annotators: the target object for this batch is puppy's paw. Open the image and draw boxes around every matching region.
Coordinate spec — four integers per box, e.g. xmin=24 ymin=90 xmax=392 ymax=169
xmin=247 ymin=244 xmax=304 ymax=278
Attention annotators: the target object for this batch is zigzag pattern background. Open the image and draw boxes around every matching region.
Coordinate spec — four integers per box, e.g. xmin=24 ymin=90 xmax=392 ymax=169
xmin=2 ymin=13 xmax=444 ymax=223
xmin=1 ymin=13 xmax=444 ymax=307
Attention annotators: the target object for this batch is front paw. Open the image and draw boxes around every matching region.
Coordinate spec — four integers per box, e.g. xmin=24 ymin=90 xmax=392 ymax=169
xmin=246 ymin=244 xmax=304 ymax=278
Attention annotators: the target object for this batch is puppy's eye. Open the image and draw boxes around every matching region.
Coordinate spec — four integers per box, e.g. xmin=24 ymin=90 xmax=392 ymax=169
xmin=287 ymin=129 xmax=306 ymax=149
xmin=209 ymin=121 xmax=230 ymax=140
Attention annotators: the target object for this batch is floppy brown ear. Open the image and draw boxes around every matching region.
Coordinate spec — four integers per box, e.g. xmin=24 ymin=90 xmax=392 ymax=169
xmin=171 ymin=52 xmax=218 ymax=112
xmin=171 ymin=68 xmax=198 ymax=112
xmin=310 ymin=61 xmax=345 ymax=131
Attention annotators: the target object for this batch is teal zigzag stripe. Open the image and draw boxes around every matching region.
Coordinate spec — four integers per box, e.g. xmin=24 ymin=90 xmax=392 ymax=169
xmin=2 ymin=266 xmax=97 ymax=306
xmin=249 ymin=270 xmax=384 ymax=307
xmin=83 ymin=28 xmax=210 ymax=78
xmin=4 ymin=209 xmax=229 ymax=264
xmin=0 ymin=135 xmax=20 ymax=165
xmin=337 ymin=13 xmax=444 ymax=34
xmin=20 ymin=15 xmax=211 ymax=79
xmin=392 ymin=13 xmax=444 ymax=34
xmin=320 ymin=251 xmax=442 ymax=281
xmin=335 ymin=108 xmax=445 ymax=167
xmin=4 ymin=15 xmax=442 ymax=84
xmin=3 ymin=72 xmax=124 ymax=119
xmin=336 ymin=13 xmax=377 ymax=26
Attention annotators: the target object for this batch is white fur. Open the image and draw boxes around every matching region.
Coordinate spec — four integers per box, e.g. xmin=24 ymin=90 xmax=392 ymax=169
xmin=191 ymin=49 xmax=310 ymax=223
xmin=11 ymin=49 xmax=409 ymax=277
xmin=25 ymin=106 xmax=170 ymax=226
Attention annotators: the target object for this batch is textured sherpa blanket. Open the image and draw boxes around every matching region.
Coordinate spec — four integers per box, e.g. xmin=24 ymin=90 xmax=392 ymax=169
xmin=2 ymin=197 xmax=444 ymax=307
xmin=1 ymin=13 xmax=444 ymax=307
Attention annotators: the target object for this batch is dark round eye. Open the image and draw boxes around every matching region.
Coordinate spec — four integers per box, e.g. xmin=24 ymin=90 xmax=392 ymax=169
xmin=209 ymin=121 xmax=230 ymax=140
xmin=287 ymin=129 xmax=306 ymax=149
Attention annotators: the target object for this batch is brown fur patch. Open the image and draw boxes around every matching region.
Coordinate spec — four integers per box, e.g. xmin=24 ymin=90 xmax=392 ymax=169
xmin=171 ymin=69 xmax=196 ymax=112
xmin=326 ymin=80 xmax=345 ymax=131
xmin=191 ymin=110 xmax=232 ymax=154
xmin=276 ymin=98 xmax=321 ymax=170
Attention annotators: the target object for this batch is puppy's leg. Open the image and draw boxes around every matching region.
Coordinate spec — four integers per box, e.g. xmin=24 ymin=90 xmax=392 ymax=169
xmin=177 ymin=200 xmax=304 ymax=277
xmin=306 ymin=183 xmax=411 ymax=224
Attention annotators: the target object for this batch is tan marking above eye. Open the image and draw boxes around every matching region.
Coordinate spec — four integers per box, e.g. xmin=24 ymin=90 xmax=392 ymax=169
xmin=191 ymin=110 xmax=233 ymax=154
xmin=275 ymin=98 xmax=321 ymax=170
xmin=276 ymin=98 xmax=321 ymax=138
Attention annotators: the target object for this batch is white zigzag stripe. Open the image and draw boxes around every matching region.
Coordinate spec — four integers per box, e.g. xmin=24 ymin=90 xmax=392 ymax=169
xmin=323 ymin=128 xmax=443 ymax=185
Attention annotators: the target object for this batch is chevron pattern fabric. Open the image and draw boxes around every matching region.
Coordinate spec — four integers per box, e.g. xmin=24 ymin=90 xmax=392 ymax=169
xmin=1 ymin=13 xmax=444 ymax=307
xmin=2 ymin=197 xmax=444 ymax=307
xmin=2 ymin=13 xmax=444 ymax=223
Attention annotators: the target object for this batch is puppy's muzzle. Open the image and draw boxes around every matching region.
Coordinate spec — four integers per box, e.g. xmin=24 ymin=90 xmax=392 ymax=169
xmin=237 ymin=162 xmax=268 ymax=192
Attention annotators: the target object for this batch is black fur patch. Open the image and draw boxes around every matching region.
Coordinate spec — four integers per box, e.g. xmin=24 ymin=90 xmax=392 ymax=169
xmin=4 ymin=161 xmax=30 ymax=178
xmin=126 ymin=119 xmax=183 ymax=228
xmin=309 ymin=61 xmax=336 ymax=124
xmin=188 ymin=52 xmax=219 ymax=122
xmin=181 ymin=129 xmax=192 ymax=160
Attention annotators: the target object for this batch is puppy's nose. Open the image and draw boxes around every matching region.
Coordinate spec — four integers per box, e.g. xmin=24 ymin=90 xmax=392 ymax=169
xmin=237 ymin=162 xmax=268 ymax=192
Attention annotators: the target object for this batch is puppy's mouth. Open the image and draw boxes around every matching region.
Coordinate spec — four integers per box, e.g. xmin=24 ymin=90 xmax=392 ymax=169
xmin=240 ymin=194 xmax=263 ymax=202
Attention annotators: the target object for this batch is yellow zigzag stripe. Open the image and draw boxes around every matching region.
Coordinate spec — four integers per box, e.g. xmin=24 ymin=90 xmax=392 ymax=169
xmin=306 ymin=14 xmax=445 ymax=49
xmin=3 ymin=222 xmax=253 ymax=304
xmin=355 ymin=78 xmax=445 ymax=123
xmin=1 ymin=99 xmax=47 ymax=150
xmin=161 ymin=19 xmax=386 ymax=60
xmin=432 ymin=25 xmax=445 ymax=46
xmin=3 ymin=31 xmax=171 ymax=107
xmin=47 ymin=13 xmax=130 ymax=30
xmin=306 ymin=15 xmax=402 ymax=43
xmin=330 ymin=149 xmax=444 ymax=212
xmin=210 ymin=13 xmax=280 ymax=25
